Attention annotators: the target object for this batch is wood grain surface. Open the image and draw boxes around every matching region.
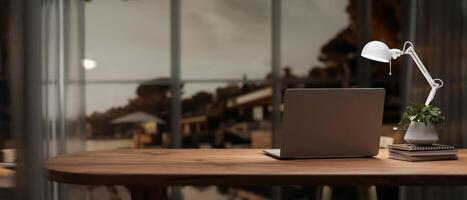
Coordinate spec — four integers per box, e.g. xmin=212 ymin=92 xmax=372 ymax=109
xmin=44 ymin=149 xmax=467 ymax=186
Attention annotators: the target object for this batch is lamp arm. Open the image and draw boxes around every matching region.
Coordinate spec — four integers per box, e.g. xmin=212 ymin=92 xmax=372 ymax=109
xmin=404 ymin=46 xmax=443 ymax=105
xmin=425 ymin=87 xmax=438 ymax=106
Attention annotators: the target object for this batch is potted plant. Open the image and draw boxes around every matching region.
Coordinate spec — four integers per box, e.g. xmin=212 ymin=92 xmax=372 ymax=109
xmin=400 ymin=104 xmax=445 ymax=145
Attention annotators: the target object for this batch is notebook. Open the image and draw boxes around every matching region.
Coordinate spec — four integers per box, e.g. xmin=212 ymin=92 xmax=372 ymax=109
xmin=389 ymin=152 xmax=458 ymax=162
xmin=388 ymin=148 xmax=458 ymax=157
xmin=388 ymin=144 xmax=455 ymax=151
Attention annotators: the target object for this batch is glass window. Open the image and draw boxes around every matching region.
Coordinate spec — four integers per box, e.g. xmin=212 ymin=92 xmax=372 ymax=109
xmin=85 ymin=0 xmax=170 ymax=81
xmin=84 ymin=0 xmax=171 ymax=151
xmin=281 ymin=0 xmax=402 ymax=123
xmin=282 ymin=0 xmax=350 ymax=81
xmin=181 ymin=0 xmax=271 ymax=80
xmin=182 ymin=83 xmax=272 ymax=148
xmin=85 ymin=83 xmax=171 ymax=150
xmin=82 ymin=0 xmax=403 ymax=199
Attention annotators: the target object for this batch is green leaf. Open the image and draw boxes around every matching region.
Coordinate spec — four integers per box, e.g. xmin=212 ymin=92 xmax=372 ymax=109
xmin=400 ymin=103 xmax=445 ymax=128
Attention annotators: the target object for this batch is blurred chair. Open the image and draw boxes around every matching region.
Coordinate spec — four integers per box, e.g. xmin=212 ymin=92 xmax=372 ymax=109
xmin=133 ymin=127 xmax=153 ymax=148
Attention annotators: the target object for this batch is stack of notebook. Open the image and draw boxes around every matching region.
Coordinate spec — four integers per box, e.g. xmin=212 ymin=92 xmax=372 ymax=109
xmin=388 ymin=144 xmax=458 ymax=162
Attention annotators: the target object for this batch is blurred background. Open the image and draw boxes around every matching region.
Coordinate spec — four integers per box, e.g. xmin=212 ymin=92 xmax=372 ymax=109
xmin=0 ymin=0 xmax=466 ymax=199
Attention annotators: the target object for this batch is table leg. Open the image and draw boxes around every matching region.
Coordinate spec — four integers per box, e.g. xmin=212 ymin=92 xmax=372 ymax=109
xmin=316 ymin=186 xmax=376 ymax=200
xmin=358 ymin=185 xmax=377 ymax=200
xmin=128 ymin=186 xmax=167 ymax=200
xmin=316 ymin=185 xmax=332 ymax=200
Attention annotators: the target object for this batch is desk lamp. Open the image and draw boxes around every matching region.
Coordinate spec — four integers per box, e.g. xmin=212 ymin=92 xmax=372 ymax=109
xmin=361 ymin=41 xmax=443 ymax=105
xmin=361 ymin=41 xmax=445 ymax=145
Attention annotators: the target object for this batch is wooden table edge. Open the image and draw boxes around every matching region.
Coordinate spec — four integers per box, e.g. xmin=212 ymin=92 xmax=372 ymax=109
xmin=44 ymin=149 xmax=467 ymax=186
xmin=45 ymin=168 xmax=467 ymax=186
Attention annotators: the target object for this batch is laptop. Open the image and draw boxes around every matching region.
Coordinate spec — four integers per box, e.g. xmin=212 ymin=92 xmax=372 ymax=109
xmin=263 ymin=88 xmax=385 ymax=159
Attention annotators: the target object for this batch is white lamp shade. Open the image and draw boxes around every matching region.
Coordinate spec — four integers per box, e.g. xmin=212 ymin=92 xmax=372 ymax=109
xmin=361 ymin=41 xmax=391 ymax=63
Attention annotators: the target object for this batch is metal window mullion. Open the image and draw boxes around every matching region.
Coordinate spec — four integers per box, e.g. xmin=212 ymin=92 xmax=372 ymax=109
xmin=400 ymin=0 xmax=417 ymax=112
xmin=57 ymin=0 xmax=66 ymax=156
xmin=78 ymin=0 xmax=86 ymax=150
xmin=271 ymin=2 xmax=283 ymax=200
xmin=356 ymin=0 xmax=372 ymax=87
xmin=271 ymin=0 xmax=281 ymax=148
xmin=170 ymin=0 xmax=181 ymax=149
xmin=84 ymin=78 xmax=265 ymax=84
xmin=399 ymin=1 xmax=417 ymax=200
xmin=169 ymin=2 xmax=183 ymax=200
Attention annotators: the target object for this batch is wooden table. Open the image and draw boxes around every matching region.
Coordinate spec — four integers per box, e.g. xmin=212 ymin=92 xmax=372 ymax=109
xmin=45 ymin=149 xmax=467 ymax=199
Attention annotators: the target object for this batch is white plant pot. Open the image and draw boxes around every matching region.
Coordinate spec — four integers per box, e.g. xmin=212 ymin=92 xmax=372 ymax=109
xmin=404 ymin=121 xmax=439 ymax=145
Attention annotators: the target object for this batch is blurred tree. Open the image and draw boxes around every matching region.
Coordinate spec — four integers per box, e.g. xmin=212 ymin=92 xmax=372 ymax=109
xmin=136 ymin=78 xmax=171 ymax=98
xmin=317 ymin=0 xmax=402 ymax=82
xmin=182 ymin=91 xmax=213 ymax=114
